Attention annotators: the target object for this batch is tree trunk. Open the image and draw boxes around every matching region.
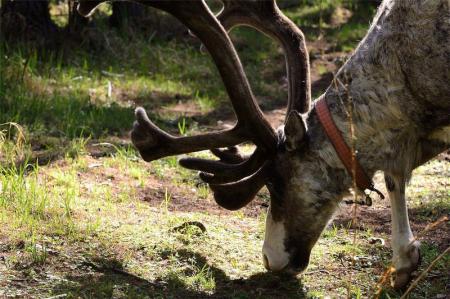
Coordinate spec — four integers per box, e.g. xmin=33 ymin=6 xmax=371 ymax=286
xmin=109 ymin=2 xmax=145 ymax=28
xmin=0 ymin=0 xmax=58 ymax=41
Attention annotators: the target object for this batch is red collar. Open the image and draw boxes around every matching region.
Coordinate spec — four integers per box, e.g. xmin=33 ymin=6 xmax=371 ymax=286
xmin=315 ymin=98 xmax=383 ymax=198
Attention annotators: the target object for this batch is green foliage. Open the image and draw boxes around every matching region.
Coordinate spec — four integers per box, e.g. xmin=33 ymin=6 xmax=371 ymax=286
xmin=178 ymin=117 xmax=187 ymax=136
xmin=0 ymin=163 xmax=48 ymax=222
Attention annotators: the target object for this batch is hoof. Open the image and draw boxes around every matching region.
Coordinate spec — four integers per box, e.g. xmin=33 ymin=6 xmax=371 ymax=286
xmin=391 ymin=267 xmax=414 ymax=290
xmin=391 ymin=241 xmax=421 ymax=290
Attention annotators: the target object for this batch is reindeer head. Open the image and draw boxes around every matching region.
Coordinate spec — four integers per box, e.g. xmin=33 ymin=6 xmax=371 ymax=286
xmin=78 ymin=0 xmax=344 ymax=274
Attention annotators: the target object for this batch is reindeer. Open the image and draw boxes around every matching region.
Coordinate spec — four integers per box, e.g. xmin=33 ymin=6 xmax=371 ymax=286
xmin=77 ymin=0 xmax=449 ymax=289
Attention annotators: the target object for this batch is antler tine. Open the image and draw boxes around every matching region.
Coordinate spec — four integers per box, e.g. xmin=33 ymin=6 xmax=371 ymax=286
xmin=178 ymin=146 xmax=268 ymax=185
xmin=179 ymin=147 xmax=266 ymax=184
xmin=131 ymin=107 xmax=247 ymax=162
xmin=210 ymin=147 xmax=247 ymax=164
xmin=209 ymin=162 xmax=269 ymax=210
xmin=216 ymin=0 xmax=311 ymax=114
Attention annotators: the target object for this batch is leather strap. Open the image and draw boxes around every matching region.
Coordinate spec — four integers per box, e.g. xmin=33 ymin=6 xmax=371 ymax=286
xmin=315 ymin=98 xmax=373 ymax=192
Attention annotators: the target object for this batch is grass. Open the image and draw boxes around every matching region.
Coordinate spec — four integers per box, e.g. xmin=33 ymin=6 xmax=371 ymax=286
xmin=1 ymin=2 xmax=449 ymax=298
xmin=1 ymin=146 xmax=447 ymax=298
xmin=0 ymin=1 xmax=373 ymax=142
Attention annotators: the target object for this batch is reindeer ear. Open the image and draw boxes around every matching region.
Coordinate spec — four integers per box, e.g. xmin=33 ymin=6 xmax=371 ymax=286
xmin=284 ymin=111 xmax=307 ymax=151
xmin=77 ymin=1 xmax=104 ymax=17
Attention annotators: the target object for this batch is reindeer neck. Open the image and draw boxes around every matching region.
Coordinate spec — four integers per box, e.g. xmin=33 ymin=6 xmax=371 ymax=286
xmin=309 ymin=63 xmax=421 ymax=183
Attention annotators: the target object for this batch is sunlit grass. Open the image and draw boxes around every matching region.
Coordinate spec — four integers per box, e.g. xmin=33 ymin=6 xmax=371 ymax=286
xmin=0 ymin=135 xmax=448 ymax=298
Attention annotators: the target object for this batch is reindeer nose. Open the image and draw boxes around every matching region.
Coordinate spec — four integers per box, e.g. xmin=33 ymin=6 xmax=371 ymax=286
xmin=288 ymin=250 xmax=311 ymax=273
xmin=262 ymin=246 xmax=311 ymax=274
xmin=261 ymin=247 xmax=289 ymax=271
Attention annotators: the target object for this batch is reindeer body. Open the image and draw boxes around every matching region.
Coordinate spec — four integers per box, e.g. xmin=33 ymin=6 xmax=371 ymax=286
xmin=295 ymin=0 xmax=449 ymax=210
xmin=273 ymin=0 xmax=449 ymax=287
xmin=324 ymin=0 xmax=449 ymax=177
xmin=78 ymin=0 xmax=449 ymax=290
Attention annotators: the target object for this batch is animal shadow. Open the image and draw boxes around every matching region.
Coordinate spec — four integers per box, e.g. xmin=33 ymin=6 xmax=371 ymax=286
xmin=50 ymin=249 xmax=307 ymax=298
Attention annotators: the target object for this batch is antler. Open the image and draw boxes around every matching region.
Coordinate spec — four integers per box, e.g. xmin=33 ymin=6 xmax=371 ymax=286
xmin=178 ymin=0 xmax=311 ymax=185
xmin=217 ymin=0 xmax=311 ymax=114
xmin=132 ymin=108 xmax=248 ymax=162
xmin=77 ymin=0 xmax=310 ymax=210
xmin=181 ymin=0 xmax=311 ymax=183
xmin=127 ymin=1 xmax=281 ymax=208
xmin=132 ymin=0 xmax=311 ymax=209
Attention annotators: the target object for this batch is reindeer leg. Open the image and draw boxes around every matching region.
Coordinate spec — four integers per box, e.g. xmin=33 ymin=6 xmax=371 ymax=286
xmin=384 ymin=174 xmax=421 ymax=289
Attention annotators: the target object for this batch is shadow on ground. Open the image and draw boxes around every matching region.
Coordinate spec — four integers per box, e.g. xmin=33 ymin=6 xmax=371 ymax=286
xmin=51 ymin=249 xmax=306 ymax=299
